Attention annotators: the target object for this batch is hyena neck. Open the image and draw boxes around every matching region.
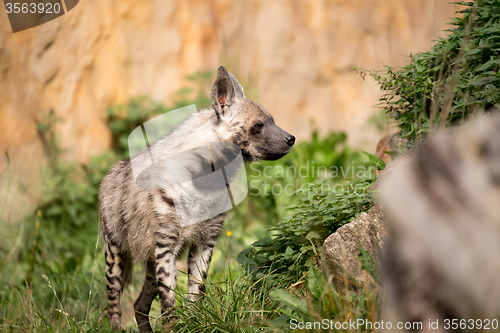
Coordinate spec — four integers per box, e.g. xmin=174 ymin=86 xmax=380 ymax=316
xmin=149 ymin=108 xmax=231 ymax=156
xmin=139 ymin=108 xmax=238 ymax=185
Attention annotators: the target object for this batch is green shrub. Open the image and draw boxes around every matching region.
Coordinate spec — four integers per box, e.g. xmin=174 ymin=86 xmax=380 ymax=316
xmin=365 ymin=0 xmax=500 ymax=139
xmin=238 ymin=176 xmax=376 ymax=287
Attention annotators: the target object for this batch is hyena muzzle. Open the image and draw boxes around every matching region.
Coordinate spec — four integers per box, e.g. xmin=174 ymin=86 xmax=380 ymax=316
xmin=98 ymin=66 xmax=295 ymax=332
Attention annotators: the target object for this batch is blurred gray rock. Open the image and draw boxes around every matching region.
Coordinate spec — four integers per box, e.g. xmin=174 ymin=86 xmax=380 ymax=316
xmin=322 ymin=204 xmax=389 ymax=293
xmin=379 ymin=111 xmax=500 ymax=331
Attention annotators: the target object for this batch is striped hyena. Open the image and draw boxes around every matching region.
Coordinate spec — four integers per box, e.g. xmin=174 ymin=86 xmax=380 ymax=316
xmin=98 ymin=66 xmax=295 ymax=332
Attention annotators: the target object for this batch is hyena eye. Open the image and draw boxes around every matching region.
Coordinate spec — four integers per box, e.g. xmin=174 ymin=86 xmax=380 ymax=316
xmin=255 ymin=122 xmax=264 ymax=129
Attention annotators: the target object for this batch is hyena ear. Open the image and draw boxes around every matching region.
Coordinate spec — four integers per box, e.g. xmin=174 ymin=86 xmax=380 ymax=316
xmin=228 ymin=73 xmax=245 ymax=98
xmin=211 ymin=66 xmax=243 ymax=119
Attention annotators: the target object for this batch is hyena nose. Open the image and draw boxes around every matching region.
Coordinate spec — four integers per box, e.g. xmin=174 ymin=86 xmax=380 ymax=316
xmin=285 ymin=134 xmax=295 ymax=146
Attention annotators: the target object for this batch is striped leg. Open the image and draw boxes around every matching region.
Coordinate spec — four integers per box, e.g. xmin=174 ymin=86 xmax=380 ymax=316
xmin=134 ymin=260 xmax=158 ymax=333
xmin=105 ymin=241 xmax=124 ymax=330
xmin=155 ymin=239 xmax=177 ymax=329
xmin=187 ymin=243 xmax=214 ymax=302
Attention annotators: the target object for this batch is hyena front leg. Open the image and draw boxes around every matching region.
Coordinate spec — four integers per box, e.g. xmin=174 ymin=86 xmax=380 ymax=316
xmin=104 ymin=241 xmax=124 ymax=330
xmin=134 ymin=260 xmax=158 ymax=333
xmin=154 ymin=232 xmax=178 ymax=329
xmin=187 ymin=242 xmax=215 ymax=302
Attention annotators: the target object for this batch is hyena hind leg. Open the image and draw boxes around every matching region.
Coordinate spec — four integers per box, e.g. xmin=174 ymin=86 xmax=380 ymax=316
xmin=134 ymin=260 xmax=159 ymax=333
xmin=187 ymin=243 xmax=215 ymax=302
xmin=104 ymin=241 xmax=131 ymax=331
xmin=154 ymin=242 xmax=178 ymax=330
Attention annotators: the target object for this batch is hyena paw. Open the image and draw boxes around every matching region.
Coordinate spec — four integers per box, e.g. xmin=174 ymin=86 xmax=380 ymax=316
xmin=109 ymin=316 xmax=121 ymax=331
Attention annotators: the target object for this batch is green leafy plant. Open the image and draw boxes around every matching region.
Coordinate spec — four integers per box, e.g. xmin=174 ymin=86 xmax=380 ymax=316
xmin=238 ymin=177 xmax=376 ymax=287
xmin=363 ymin=0 xmax=500 ymax=139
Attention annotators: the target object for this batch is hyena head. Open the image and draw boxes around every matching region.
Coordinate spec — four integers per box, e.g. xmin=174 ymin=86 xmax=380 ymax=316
xmin=211 ymin=66 xmax=295 ymax=161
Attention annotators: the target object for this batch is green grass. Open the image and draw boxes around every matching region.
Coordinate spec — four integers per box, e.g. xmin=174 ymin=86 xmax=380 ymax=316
xmin=174 ymin=270 xmax=281 ymax=333
xmin=0 ymin=212 xmax=381 ymax=333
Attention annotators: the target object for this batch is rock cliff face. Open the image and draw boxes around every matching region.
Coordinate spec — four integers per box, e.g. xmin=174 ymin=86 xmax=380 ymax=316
xmin=0 ymin=0 xmax=459 ymax=211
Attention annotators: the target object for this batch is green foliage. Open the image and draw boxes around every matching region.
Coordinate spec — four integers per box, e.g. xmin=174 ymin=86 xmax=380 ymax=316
xmin=269 ymin=265 xmax=380 ymax=332
xmin=358 ymin=245 xmax=381 ymax=285
xmin=250 ymin=131 xmax=360 ymax=185
xmin=238 ymin=178 xmax=375 ymax=286
xmin=34 ymin=113 xmax=116 ymax=272
xmin=362 ymin=151 xmax=386 ymax=171
xmin=238 ymin=146 xmax=382 ymax=290
xmin=1 ymin=112 xmax=116 ymax=332
xmin=176 ymin=264 xmax=382 ymax=333
xmin=107 ymin=97 xmax=168 ymax=157
xmin=366 ymin=0 xmax=500 ymax=139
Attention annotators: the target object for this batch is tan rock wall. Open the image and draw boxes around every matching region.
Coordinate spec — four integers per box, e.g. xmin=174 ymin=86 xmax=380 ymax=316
xmin=0 ymin=0 xmax=460 ymax=212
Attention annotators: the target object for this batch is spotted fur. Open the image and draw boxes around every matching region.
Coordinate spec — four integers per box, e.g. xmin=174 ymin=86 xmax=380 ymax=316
xmin=99 ymin=66 xmax=295 ymax=332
